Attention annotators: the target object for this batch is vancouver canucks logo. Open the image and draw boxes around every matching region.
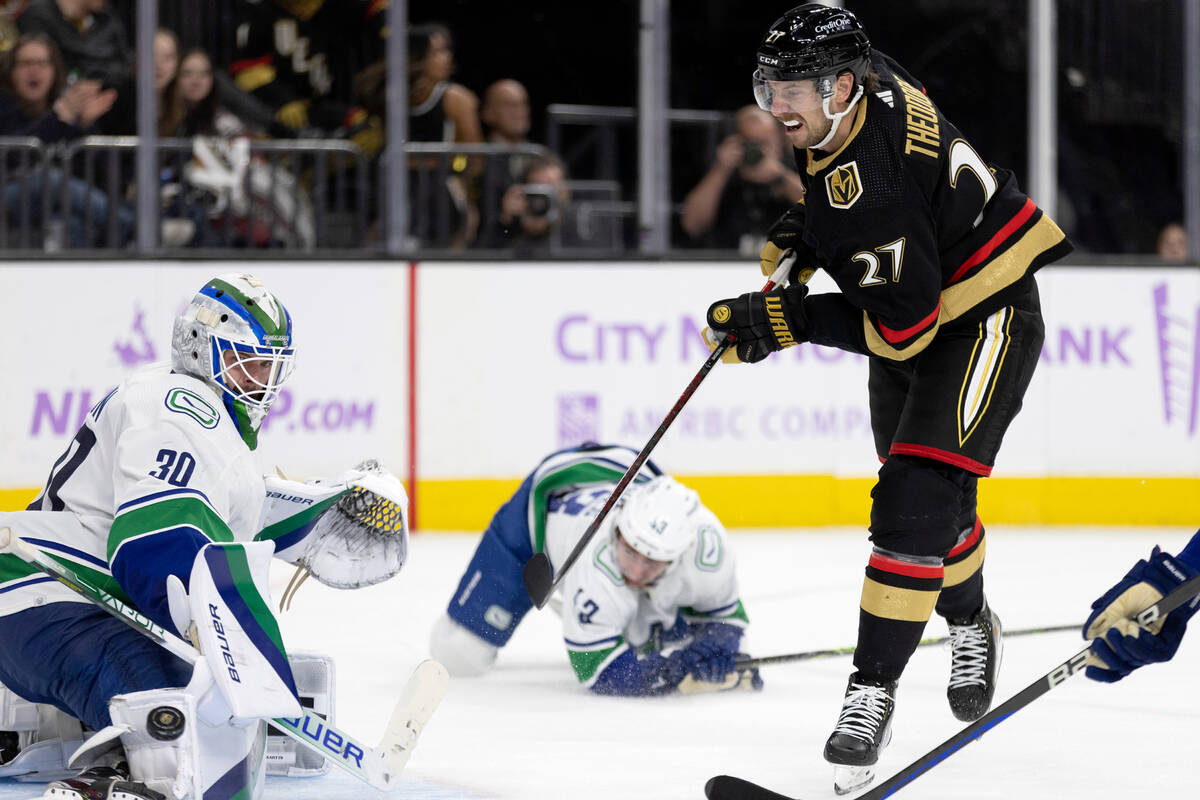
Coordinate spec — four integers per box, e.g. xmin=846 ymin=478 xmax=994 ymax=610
xmin=826 ymin=161 xmax=863 ymax=209
xmin=165 ymin=388 xmax=220 ymax=429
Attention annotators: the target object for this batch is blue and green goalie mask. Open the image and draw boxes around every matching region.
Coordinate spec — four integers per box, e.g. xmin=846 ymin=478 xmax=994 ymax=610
xmin=172 ymin=273 xmax=295 ymax=449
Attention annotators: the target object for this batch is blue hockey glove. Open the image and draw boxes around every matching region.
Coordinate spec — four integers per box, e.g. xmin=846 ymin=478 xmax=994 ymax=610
xmin=675 ymin=638 xmax=738 ymax=684
xmin=1083 ymin=547 xmax=1200 ymax=682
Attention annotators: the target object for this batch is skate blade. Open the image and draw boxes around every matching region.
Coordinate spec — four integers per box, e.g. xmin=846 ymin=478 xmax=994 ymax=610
xmin=833 ymin=764 xmax=876 ymax=796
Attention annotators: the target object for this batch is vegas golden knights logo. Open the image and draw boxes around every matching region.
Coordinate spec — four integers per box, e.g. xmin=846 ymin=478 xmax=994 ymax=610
xmin=825 ymin=161 xmax=863 ymax=209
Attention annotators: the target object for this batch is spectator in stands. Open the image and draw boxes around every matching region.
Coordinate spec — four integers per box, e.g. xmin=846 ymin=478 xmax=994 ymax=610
xmin=1156 ymin=222 xmax=1188 ymax=263
xmin=179 ymin=48 xmax=253 ymax=137
xmin=477 ymin=153 xmax=611 ymax=255
xmin=481 ymin=78 xmax=534 ymax=181
xmin=154 ymin=28 xmax=184 ymax=137
xmin=407 ymin=21 xmax=483 ymax=248
xmin=175 ymin=46 xmax=315 ymax=250
xmin=17 ymin=0 xmax=131 ymax=105
xmin=478 ymin=78 xmax=551 ymax=249
xmin=0 ymin=31 xmax=129 ymax=247
xmin=231 ymin=0 xmax=384 ymax=148
xmin=680 ymin=105 xmax=805 ymax=254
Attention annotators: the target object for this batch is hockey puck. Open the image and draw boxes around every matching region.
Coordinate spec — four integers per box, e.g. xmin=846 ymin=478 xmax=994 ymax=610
xmin=147 ymin=706 xmax=186 ymax=741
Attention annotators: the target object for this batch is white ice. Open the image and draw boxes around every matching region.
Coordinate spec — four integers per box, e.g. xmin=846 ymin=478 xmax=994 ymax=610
xmin=2 ymin=526 xmax=1195 ymax=800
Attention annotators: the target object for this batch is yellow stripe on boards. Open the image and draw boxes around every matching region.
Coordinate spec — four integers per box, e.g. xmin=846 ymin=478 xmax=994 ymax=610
xmin=0 ymin=488 xmax=39 ymax=512
xmin=4 ymin=476 xmax=1197 ymax=530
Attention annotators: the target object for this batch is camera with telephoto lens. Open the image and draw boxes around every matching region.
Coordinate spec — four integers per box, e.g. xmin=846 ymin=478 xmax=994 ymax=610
xmin=741 ymin=140 xmax=763 ymax=166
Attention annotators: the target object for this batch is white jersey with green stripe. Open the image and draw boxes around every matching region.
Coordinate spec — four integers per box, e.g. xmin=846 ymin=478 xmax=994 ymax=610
xmin=547 ymin=484 xmax=745 ymax=687
xmin=0 ymin=363 xmax=263 ymax=618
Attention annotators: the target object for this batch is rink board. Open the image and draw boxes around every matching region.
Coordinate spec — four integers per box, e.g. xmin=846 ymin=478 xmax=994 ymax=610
xmin=0 ymin=261 xmax=1196 ymax=527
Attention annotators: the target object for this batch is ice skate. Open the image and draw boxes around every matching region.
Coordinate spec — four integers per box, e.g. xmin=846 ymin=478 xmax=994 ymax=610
xmin=947 ymin=596 xmax=1003 ymax=721
xmin=39 ymin=763 xmax=165 ymax=800
xmin=824 ymin=673 xmax=897 ymax=796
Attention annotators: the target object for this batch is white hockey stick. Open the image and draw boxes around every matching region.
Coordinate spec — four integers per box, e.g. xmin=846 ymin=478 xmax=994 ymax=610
xmin=0 ymin=527 xmax=448 ymax=791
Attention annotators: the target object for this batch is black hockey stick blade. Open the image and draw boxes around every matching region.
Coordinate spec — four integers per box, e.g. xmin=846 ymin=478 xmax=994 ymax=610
xmin=523 ymin=552 xmax=555 ymax=609
xmin=708 ymin=571 xmax=1200 ymax=800
xmin=706 ymin=775 xmax=790 ymax=800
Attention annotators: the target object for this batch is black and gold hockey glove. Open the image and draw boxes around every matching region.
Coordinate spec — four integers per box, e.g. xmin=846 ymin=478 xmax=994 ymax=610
xmin=705 ymin=283 xmax=809 ymax=364
xmin=760 ymin=205 xmax=817 ymax=285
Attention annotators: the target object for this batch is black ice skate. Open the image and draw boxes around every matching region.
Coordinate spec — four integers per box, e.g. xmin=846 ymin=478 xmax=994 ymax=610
xmin=40 ymin=763 xmax=165 ymax=800
xmin=947 ymin=596 xmax=1003 ymax=722
xmin=823 ymin=672 xmax=897 ymax=796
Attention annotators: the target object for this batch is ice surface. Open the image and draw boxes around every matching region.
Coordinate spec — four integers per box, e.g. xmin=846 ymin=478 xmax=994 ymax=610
xmin=2 ymin=526 xmax=1195 ymax=799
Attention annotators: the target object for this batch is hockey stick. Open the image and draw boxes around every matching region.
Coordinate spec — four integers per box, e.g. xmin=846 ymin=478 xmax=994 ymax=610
xmin=522 ymin=259 xmax=794 ymax=609
xmin=0 ymin=527 xmax=447 ymax=791
xmin=706 ymin=570 xmax=1200 ymax=800
xmin=736 ymin=622 xmax=1081 ymax=670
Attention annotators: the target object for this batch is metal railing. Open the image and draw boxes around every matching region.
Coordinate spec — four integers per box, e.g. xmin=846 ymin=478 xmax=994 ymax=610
xmin=546 ymin=104 xmax=730 ymax=187
xmin=0 ymin=137 xmax=50 ymax=251
xmin=0 ymin=136 xmax=369 ymax=252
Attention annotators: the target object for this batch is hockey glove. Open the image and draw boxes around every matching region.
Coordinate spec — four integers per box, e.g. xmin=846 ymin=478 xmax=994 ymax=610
xmin=705 ymin=283 xmax=809 ymax=364
xmin=275 ymin=99 xmax=311 ymax=131
xmin=760 ymin=205 xmax=816 ymax=285
xmin=674 ymin=637 xmax=737 ymax=684
xmin=677 ymin=657 xmax=764 ymax=694
xmin=1083 ymin=547 xmax=1200 ymax=682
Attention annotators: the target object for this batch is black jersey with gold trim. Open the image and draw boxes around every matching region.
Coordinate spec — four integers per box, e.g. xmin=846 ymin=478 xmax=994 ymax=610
xmin=231 ymin=0 xmax=386 ymax=131
xmin=796 ymin=51 xmax=1073 ymax=361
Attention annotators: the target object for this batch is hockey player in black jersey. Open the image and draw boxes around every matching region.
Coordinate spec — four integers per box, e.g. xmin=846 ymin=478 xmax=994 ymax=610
xmin=230 ymin=0 xmax=386 ymax=146
xmin=704 ymin=4 xmax=1073 ymax=795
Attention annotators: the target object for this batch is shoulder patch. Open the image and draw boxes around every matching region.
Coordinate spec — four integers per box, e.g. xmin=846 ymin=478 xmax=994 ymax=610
xmin=164 ymin=387 xmax=220 ymax=429
xmin=695 ymin=526 xmax=723 ymax=572
xmin=826 ymin=161 xmax=863 ymax=209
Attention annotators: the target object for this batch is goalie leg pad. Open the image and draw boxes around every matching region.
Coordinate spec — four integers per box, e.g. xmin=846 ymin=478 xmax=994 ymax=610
xmin=109 ymin=686 xmax=267 ymax=800
xmin=0 ymin=682 xmax=88 ymax=781
xmin=429 ymin=614 xmax=499 ymax=678
xmin=186 ymin=542 xmax=301 ymax=721
xmin=265 ymin=652 xmax=335 ymax=777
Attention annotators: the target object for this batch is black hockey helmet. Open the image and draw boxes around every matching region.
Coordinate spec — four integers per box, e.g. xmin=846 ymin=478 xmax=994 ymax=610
xmin=755 ymin=4 xmax=871 ymax=86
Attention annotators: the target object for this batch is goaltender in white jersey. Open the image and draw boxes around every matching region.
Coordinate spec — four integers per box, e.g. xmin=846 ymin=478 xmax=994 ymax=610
xmin=431 ymin=443 xmax=762 ymax=696
xmin=0 ymin=274 xmax=410 ymax=800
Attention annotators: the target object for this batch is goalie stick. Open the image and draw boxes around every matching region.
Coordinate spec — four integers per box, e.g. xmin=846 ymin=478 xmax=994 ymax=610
xmin=0 ymin=526 xmax=447 ymax=792
xmin=706 ymin=570 xmax=1200 ymax=800
xmin=736 ymin=622 xmax=1081 ymax=670
xmin=522 ymin=258 xmax=795 ymax=609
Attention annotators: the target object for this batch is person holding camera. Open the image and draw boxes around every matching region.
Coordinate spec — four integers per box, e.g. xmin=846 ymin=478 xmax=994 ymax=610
xmin=681 ymin=104 xmax=805 ymax=253
xmin=478 ymin=152 xmax=583 ymax=254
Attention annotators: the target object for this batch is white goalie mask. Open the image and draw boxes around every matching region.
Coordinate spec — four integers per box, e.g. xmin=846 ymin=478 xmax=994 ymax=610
xmin=613 ymin=476 xmax=701 ymax=564
xmin=172 ymin=273 xmax=295 ymax=448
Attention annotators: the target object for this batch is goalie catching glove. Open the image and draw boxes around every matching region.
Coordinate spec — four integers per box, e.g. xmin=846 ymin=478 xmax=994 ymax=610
xmin=704 ymin=283 xmax=809 ymax=364
xmin=259 ymin=460 xmax=409 ymax=608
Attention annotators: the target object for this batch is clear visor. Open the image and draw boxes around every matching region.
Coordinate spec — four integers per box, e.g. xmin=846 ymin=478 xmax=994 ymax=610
xmin=752 ymin=69 xmax=835 ymax=113
xmin=212 ymin=335 xmax=296 ymax=409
